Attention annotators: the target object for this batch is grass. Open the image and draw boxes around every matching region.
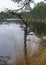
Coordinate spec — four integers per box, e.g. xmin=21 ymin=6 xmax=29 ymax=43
xmin=10 ymin=38 xmax=46 ymax=65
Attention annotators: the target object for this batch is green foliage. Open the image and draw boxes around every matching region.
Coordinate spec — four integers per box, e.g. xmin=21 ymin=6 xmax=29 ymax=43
xmin=30 ymin=2 xmax=46 ymax=19
xmin=31 ymin=22 xmax=46 ymax=37
xmin=29 ymin=2 xmax=46 ymax=37
xmin=0 ymin=12 xmax=5 ymax=22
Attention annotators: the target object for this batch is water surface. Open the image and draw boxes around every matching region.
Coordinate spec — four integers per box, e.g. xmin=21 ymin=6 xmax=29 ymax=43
xmin=0 ymin=23 xmax=40 ymax=61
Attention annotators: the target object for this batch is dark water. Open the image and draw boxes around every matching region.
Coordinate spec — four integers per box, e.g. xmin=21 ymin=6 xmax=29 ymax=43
xmin=0 ymin=23 xmax=40 ymax=63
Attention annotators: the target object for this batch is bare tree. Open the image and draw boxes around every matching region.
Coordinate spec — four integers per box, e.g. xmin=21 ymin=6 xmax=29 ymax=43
xmin=2 ymin=0 xmax=34 ymax=65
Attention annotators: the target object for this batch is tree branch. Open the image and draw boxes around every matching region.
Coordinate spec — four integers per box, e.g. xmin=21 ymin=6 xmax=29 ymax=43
xmin=3 ymin=0 xmax=33 ymax=24
xmin=12 ymin=0 xmax=32 ymax=12
xmin=9 ymin=11 xmax=26 ymax=24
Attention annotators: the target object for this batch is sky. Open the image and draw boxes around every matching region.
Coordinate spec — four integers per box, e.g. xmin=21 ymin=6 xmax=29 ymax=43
xmin=0 ymin=0 xmax=45 ymax=12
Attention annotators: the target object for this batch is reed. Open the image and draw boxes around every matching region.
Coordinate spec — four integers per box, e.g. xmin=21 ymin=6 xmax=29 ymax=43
xmin=15 ymin=38 xmax=46 ymax=65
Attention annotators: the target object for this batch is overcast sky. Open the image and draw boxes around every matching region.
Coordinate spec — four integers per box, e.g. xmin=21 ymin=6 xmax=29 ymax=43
xmin=0 ymin=0 xmax=45 ymax=12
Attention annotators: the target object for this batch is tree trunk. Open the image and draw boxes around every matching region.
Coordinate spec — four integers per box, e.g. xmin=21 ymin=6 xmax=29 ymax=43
xmin=24 ymin=22 xmax=29 ymax=65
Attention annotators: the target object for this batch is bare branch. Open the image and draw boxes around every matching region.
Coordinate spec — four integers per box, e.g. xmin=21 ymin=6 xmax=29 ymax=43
xmin=3 ymin=10 xmax=26 ymax=24
xmin=13 ymin=0 xmax=32 ymax=12
xmin=11 ymin=11 xmax=26 ymax=24
xmin=3 ymin=0 xmax=33 ymax=24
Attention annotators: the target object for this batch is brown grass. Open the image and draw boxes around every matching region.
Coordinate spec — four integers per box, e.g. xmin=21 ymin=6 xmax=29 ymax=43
xmin=15 ymin=38 xmax=46 ymax=65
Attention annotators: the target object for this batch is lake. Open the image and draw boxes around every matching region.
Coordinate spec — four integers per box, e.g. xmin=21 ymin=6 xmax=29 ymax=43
xmin=0 ymin=22 xmax=40 ymax=63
